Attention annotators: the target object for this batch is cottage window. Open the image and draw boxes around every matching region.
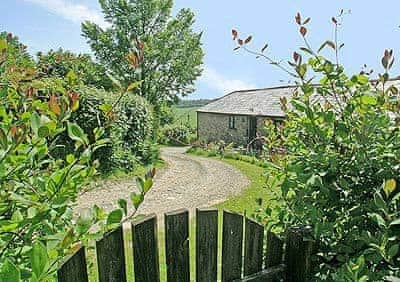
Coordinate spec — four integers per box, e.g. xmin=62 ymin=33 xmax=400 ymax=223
xmin=228 ymin=116 xmax=236 ymax=129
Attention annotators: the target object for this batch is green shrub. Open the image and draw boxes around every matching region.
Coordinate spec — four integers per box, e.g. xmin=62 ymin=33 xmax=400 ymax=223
xmin=159 ymin=123 xmax=195 ymax=146
xmin=0 ymin=36 xmax=154 ymax=281
xmin=234 ymin=13 xmax=400 ymax=279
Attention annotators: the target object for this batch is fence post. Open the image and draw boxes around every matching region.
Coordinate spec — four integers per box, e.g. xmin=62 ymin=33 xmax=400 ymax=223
xmin=285 ymin=226 xmax=313 ymax=282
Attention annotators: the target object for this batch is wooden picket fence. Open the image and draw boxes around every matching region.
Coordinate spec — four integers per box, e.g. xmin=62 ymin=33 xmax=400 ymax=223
xmin=57 ymin=209 xmax=314 ymax=282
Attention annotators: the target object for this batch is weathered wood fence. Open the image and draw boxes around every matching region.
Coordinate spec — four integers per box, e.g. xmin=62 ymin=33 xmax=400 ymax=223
xmin=57 ymin=209 xmax=313 ymax=282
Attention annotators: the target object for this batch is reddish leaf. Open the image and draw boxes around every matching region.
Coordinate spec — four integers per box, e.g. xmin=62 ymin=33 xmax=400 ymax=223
xmin=237 ymin=39 xmax=244 ymax=46
xmin=26 ymin=87 xmax=33 ymax=98
xmin=127 ymin=53 xmax=140 ymax=68
xmin=232 ymin=29 xmax=238 ymax=39
xmin=326 ymin=40 xmax=336 ymax=50
xmin=69 ymin=91 xmax=79 ymax=109
xmin=49 ymin=95 xmax=61 ymax=116
xmin=295 ymin=13 xmax=301 ymax=25
xmin=9 ymin=126 xmax=18 ymax=138
xmin=244 ymin=35 xmax=252 ymax=44
xmin=137 ymin=40 xmax=144 ymax=50
xmin=332 ymin=17 xmax=338 ymax=24
xmin=293 ymin=51 xmax=300 ymax=62
xmin=300 ymin=26 xmax=307 ymax=36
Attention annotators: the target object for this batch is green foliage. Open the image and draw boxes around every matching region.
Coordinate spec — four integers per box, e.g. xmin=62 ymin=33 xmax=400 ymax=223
xmin=0 ymin=36 xmax=154 ymax=280
xmin=106 ymin=92 xmax=157 ymax=167
xmin=81 ymin=0 xmax=204 ymax=109
xmin=236 ymin=12 xmax=400 ymax=279
xmin=37 ymin=49 xmax=112 ymax=90
xmin=0 ymin=32 xmax=35 ymax=70
xmin=159 ymin=123 xmax=195 ymax=145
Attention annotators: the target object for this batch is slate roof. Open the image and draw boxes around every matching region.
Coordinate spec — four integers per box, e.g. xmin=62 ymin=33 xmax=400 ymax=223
xmin=197 ymin=85 xmax=296 ymax=118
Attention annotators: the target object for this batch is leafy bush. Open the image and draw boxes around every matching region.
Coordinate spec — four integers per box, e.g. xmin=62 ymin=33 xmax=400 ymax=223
xmin=0 ymin=36 xmax=154 ymax=281
xmin=234 ymin=13 xmax=400 ymax=279
xmin=159 ymin=123 xmax=195 ymax=146
xmin=51 ymin=86 xmax=114 ymax=174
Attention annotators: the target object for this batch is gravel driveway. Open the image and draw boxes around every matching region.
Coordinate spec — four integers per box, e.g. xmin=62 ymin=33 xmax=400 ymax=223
xmin=77 ymin=147 xmax=249 ymax=218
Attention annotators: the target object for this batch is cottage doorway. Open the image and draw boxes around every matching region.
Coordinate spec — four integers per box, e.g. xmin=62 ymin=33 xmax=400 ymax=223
xmin=248 ymin=116 xmax=257 ymax=142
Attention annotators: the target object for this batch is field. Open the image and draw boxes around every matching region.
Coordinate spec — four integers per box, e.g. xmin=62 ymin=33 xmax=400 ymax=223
xmin=172 ymin=106 xmax=198 ymax=128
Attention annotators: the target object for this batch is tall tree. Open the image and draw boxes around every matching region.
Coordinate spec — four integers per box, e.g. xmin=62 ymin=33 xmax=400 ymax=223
xmin=82 ymin=0 xmax=204 ymax=108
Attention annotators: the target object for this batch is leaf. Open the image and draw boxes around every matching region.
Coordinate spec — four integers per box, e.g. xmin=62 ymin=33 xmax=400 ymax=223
xmin=244 ymin=35 xmax=252 ymax=44
xmin=303 ymin=17 xmax=311 ymax=25
xmin=136 ymin=177 xmax=144 ymax=193
xmin=300 ymin=47 xmax=313 ymax=55
xmin=237 ymin=39 xmax=243 ymax=46
xmin=332 ymin=17 xmax=338 ymax=24
xmin=293 ymin=52 xmax=300 ymax=62
xmin=0 ymin=128 xmax=7 ymax=149
xmin=38 ymin=126 xmax=50 ymax=138
xmin=384 ymin=276 xmax=400 ymax=282
xmin=61 ymin=228 xmax=74 ymax=249
xmin=384 ymin=179 xmax=396 ymax=196
xmin=69 ymin=91 xmax=79 ymax=111
xmin=48 ymin=95 xmax=61 ymax=116
xmin=295 ymin=12 xmax=301 ymax=25
xmin=106 ymin=209 xmax=123 ymax=225
xmin=0 ymin=39 xmax=7 ymax=52
xmin=261 ymin=43 xmax=268 ymax=52
xmin=99 ymin=103 xmax=112 ymax=113
xmin=31 ymin=241 xmax=48 ymax=278
xmin=118 ymin=199 xmax=127 ymax=215
xmin=66 ymin=154 xmax=75 ymax=164
xmin=232 ymin=29 xmax=238 ymax=39
xmin=388 ymin=244 xmax=399 ymax=258
xmin=127 ymin=52 xmax=140 ymax=68
xmin=300 ymin=26 xmax=307 ymax=36
xmin=143 ymin=179 xmax=153 ymax=194
xmin=326 ymin=40 xmax=336 ymax=50
xmin=389 ymin=218 xmax=400 ymax=227
xmin=126 ymin=80 xmax=143 ymax=92
xmin=368 ymin=213 xmax=386 ymax=228
xmin=67 ymin=122 xmax=88 ymax=146
xmin=374 ymin=192 xmax=387 ymax=211
xmin=130 ymin=192 xmax=144 ymax=209
xmin=0 ymin=259 xmax=20 ymax=282
xmin=233 ymin=46 xmax=240 ymax=51
xmin=361 ymin=95 xmax=377 ymax=106
xmin=106 ymin=73 xmax=122 ymax=89
xmin=31 ymin=112 xmax=41 ymax=136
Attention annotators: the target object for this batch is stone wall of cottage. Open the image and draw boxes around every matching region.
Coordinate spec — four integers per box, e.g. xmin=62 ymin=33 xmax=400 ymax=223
xmin=197 ymin=112 xmax=249 ymax=145
xmin=197 ymin=112 xmax=280 ymax=145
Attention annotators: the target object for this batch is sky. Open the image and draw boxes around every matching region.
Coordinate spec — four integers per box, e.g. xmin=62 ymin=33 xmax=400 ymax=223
xmin=2 ymin=1 xmax=400 ymax=99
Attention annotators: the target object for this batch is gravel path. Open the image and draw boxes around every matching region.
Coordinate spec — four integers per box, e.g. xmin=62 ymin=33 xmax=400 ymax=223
xmin=77 ymin=147 xmax=249 ymax=218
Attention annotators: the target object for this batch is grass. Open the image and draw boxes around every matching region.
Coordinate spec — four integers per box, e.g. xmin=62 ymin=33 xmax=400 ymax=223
xmin=215 ymin=158 xmax=279 ymax=214
xmin=172 ymin=106 xmax=198 ymax=128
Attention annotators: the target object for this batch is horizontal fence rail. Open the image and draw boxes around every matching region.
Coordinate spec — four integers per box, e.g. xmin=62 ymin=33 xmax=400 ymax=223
xmin=57 ymin=209 xmax=313 ymax=282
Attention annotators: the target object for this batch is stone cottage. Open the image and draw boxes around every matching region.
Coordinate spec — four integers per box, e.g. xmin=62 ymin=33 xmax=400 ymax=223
xmin=197 ymin=85 xmax=296 ymax=145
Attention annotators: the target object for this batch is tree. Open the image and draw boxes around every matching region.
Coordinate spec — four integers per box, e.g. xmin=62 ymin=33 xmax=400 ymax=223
xmin=81 ymin=0 xmax=204 ymax=109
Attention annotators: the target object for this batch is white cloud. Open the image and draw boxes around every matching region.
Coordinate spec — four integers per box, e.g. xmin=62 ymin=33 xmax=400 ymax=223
xmin=24 ymin=0 xmax=109 ymax=29
xmin=200 ymin=67 xmax=256 ymax=95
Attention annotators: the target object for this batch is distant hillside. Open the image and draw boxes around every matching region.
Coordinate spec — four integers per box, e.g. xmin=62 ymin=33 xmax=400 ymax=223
xmin=176 ymin=99 xmax=214 ymax=108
